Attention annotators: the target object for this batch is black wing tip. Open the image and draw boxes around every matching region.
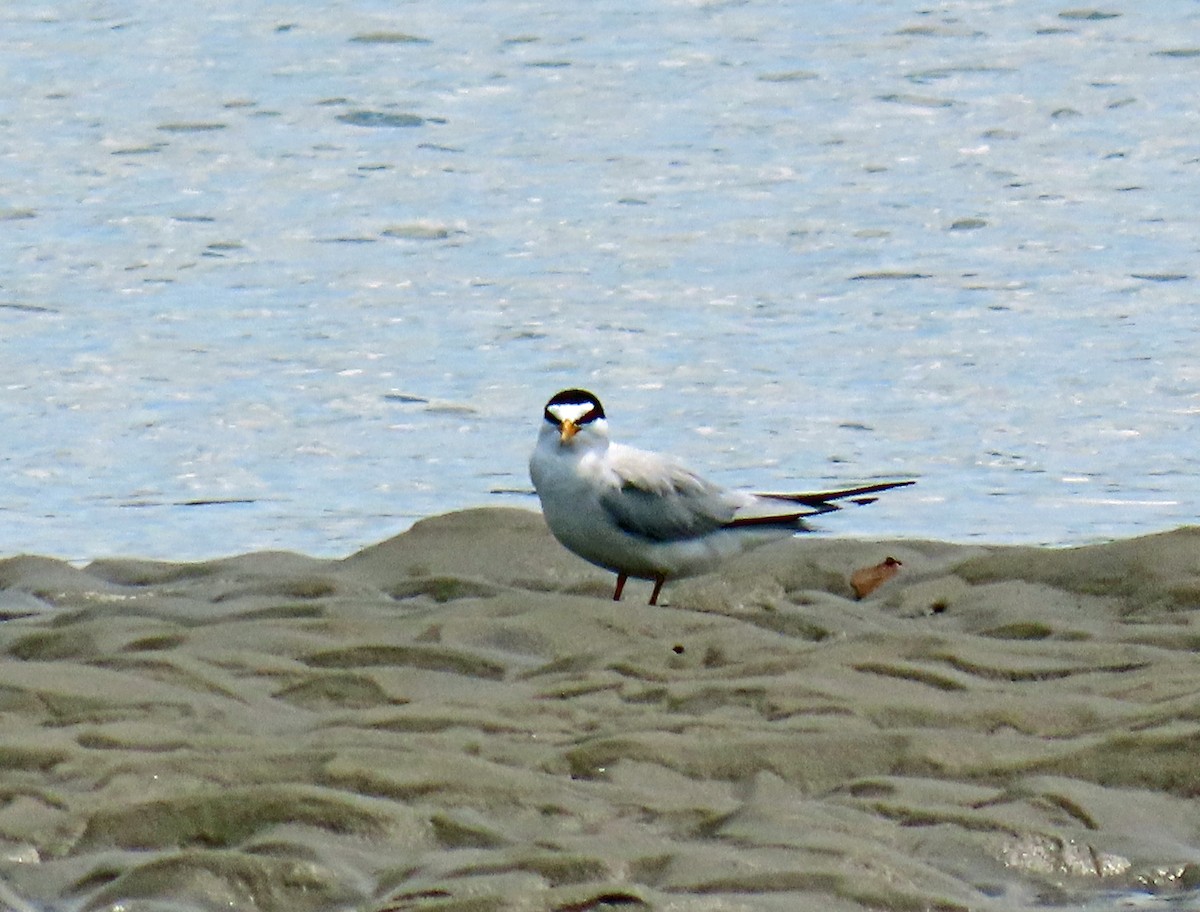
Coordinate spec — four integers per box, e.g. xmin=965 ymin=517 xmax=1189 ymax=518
xmin=754 ymin=479 xmax=916 ymax=510
xmin=822 ymin=479 xmax=916 ymax=499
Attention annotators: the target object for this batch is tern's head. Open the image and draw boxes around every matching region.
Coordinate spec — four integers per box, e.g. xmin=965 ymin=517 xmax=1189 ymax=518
xmin=541 ymin=388 xmax=608 ymax=448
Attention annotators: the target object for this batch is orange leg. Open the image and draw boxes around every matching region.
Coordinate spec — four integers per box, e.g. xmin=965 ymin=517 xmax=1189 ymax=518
xmin=649 ymin=574 xmax=666 ymax=605
xmin=612 ymin=573 xmax=628 ymax=602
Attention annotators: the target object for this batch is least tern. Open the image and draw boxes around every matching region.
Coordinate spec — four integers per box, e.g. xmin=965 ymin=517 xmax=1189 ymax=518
xmin=529 ymin=388 xmax=914 ymax=605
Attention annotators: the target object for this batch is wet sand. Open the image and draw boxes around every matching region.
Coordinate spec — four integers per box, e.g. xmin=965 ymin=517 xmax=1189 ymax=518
xmin=1 ymin=508 xmax=1199 ymax=911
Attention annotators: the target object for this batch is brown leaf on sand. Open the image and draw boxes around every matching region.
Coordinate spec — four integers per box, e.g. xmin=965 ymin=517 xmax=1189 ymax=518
xmin=850 ymin=556 xmax=903 ymax=599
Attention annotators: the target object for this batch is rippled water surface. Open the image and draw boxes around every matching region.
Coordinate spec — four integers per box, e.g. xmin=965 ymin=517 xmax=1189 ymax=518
xmin=1 ymin=1 xmax=1197 ymax=561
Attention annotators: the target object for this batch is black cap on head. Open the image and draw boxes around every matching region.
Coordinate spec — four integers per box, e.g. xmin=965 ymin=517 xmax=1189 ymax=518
xmin=543 ymin=389 xmax=605 ymax=424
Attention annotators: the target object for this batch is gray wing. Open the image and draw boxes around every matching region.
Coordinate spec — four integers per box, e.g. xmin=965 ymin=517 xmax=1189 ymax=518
xmin=598 ymin=448 xmax=738 ymax=542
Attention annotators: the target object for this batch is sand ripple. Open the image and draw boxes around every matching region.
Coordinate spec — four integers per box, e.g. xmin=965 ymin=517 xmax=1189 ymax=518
xmin=1 ymin=509 xmax=1199 ymax=910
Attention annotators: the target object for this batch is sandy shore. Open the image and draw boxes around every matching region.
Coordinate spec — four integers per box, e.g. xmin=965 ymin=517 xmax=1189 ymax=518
xmin=1 ymin=507 xmax=1199 ymax=911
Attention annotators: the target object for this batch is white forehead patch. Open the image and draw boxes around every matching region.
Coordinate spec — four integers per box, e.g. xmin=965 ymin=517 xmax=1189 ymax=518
xmin=547 ymin=401 xmax=597 ymax=425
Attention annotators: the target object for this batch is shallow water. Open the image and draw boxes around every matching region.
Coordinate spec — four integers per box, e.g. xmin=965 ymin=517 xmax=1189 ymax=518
xmin=0 ymin=1 xmax=1197 ymax=561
